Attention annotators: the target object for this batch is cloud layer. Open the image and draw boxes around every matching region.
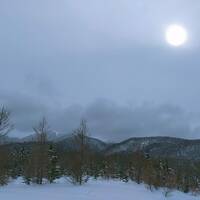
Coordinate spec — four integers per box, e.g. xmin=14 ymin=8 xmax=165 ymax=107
xmin=1 ymin=92 xmax=199 ymax=141
xmin=1 ymin=1 xmax=200 ymax=140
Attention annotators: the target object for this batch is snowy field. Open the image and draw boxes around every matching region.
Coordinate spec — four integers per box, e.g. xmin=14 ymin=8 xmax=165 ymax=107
xmin=0 ymin=179 xmax=198 ymax=200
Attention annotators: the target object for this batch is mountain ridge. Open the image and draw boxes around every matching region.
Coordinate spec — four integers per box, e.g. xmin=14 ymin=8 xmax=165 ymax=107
xmin=2 ymin=134 xmax=200 ymax=160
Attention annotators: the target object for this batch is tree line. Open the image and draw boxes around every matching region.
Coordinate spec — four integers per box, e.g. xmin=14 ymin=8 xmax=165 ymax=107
xmin=0 ymin=106 xmax=200 ymax=195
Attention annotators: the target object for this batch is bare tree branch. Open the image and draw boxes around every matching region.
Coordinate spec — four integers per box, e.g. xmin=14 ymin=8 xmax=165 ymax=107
xmin=33 ymin=117 xmax=49 ymax=144
xmin=0 ymin=106 xmax=13 ymax=138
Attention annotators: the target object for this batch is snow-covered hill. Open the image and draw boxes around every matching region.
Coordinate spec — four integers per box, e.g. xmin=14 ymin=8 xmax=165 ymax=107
xmin=56 ymin=135 xmax=108 ymax=152
xmin=105 ymin=137 xmax=200 ymax=160
xmin=0 ymin=179 xmax=197 ymax=200
xmin=4 ymin=135 xmax=200 ymax=160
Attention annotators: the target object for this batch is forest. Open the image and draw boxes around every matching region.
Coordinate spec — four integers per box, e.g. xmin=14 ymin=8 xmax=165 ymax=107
xmin=0 ymin=106 xmax=200 ymax=196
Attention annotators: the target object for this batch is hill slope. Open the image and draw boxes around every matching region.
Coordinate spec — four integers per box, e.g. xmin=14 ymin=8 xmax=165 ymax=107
xmin=3 ymin=135 xmax=200 ymax=160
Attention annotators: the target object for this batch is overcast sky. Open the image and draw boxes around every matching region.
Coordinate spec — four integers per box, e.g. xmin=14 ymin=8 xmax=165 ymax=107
xmin=1 ymin=0 xmax=200 ymax=141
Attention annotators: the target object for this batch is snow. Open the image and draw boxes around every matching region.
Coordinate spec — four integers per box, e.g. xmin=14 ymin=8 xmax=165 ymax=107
xmin=0 ymin=178 xmax=198 ymax=200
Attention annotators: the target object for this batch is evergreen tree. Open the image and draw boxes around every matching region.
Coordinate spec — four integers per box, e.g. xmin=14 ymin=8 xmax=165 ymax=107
xmin=48 ymin=144 xmax=60 ymax=183
xmin=0 ymin=146 xmax=9 ymax=185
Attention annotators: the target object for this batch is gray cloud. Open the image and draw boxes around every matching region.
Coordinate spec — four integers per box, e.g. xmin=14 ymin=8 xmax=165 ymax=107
xmin=1 ymin=92 xmax=199 ymax=141
xmin=1 ymin=0 xmax=200 ymax=140
xmin=82 ymin=100 xmax=195 ymax=141
xmin=0 ymin=92 xmax=48 ymax=135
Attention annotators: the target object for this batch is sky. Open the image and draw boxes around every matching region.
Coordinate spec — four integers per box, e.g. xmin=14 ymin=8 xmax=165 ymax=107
xmin=1 ymin=0 xmax=200 ymax=141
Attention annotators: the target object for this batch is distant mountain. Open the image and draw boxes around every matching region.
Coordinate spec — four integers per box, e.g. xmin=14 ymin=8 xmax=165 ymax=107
xmin=105 ymin=137 xmax=200 ymax=160
xmin=105 ymin=137 xmax=184 ymax=154
xmin=56 ymin=135 xmax=108 ymax=152
xmin=0 ymin=136 xmax=20 ymax=145
xmin=2 ymin=134 xmax=200 ymax=160
xmin=2 ymin=132 xmax=108 ymax=152
xmin=20 ymin=130 xmax=58 ymax=143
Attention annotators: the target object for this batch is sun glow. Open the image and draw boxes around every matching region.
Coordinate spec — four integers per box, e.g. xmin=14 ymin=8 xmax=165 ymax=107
xmin=166 ymin=24 xmax=188 ymax=47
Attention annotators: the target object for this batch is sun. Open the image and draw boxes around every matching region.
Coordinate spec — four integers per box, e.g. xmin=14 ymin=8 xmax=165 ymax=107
xmin=166 ymin=24 xmax=188 ymax=47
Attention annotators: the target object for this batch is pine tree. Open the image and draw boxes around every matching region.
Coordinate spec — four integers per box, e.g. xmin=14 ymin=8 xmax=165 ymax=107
xmin=0 ymin=147 xmax=9 ymax=185
xmin=48 ymin=144 xmax=60 ymax=183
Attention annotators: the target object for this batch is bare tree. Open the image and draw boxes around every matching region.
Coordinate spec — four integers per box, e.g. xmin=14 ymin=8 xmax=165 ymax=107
xmin=33 ymin=117 xmax=49 ymax=144
xmin=73 ymin=119 xmax=89 ymax=153
xmin=68 ymin=119 xmax=90 ymax=185
xmin=0 ymin=106 xmax=13 ymax=139
xmin=24 ymin=117 xmax=49 ymax=184
xmin=0 ymin=106 xmax=12 ymax=185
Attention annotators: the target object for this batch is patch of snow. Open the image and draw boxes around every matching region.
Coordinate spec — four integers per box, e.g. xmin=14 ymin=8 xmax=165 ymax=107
xmin=0 ymin=179 xmax=198 ymax=200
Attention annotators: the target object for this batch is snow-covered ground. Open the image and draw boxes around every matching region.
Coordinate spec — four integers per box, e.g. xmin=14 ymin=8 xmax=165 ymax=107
xmin=0 ymin=178 xmax=198 ymax=200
